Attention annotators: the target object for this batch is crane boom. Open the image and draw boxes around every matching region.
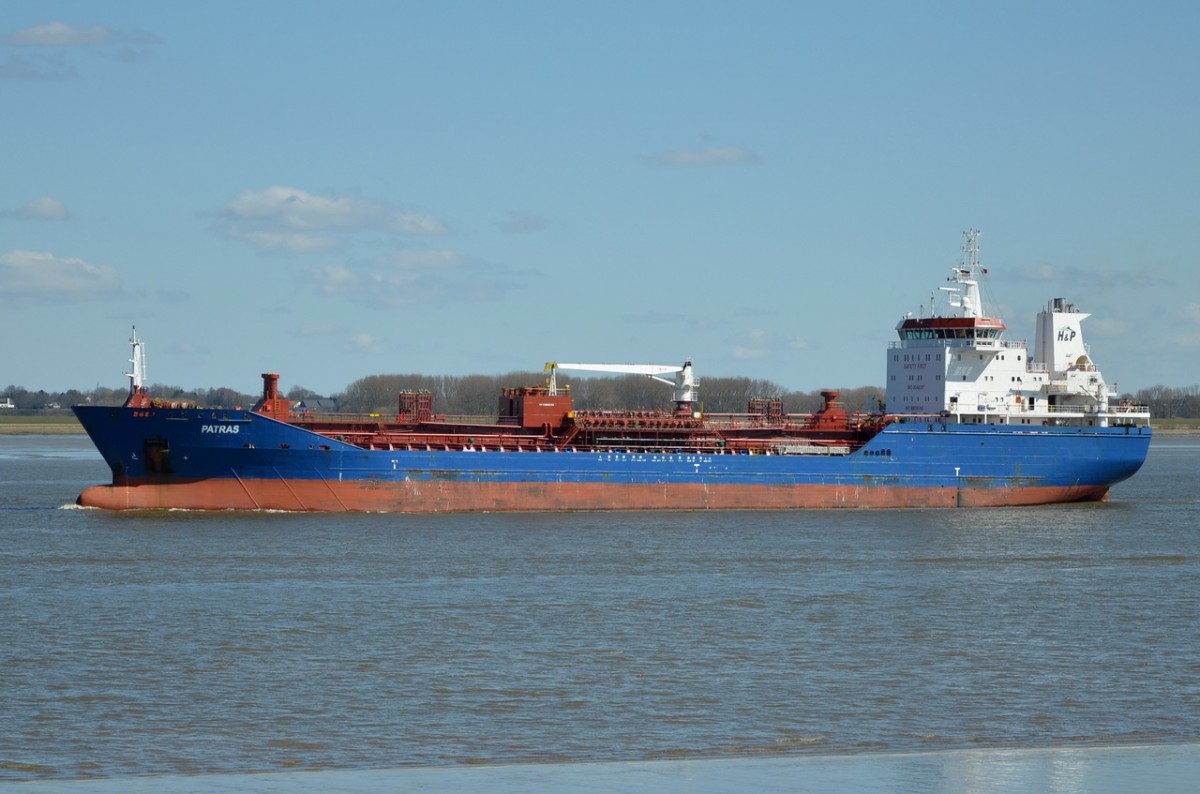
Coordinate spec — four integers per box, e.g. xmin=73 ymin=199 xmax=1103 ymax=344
xmin=544 ymin=360 xmax=698 ymax=409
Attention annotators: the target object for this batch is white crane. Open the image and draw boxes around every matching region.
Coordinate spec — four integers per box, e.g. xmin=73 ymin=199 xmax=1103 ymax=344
xmin=544 ymin=360 xmax=698 ymax=409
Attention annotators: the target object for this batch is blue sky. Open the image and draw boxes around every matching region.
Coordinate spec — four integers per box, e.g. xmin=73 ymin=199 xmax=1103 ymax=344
xmin=2 ymin=1 xmax=1197 ymax=397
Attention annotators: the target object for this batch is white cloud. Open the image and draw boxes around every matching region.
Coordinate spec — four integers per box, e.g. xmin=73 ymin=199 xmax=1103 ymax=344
xmin=6 ymin=21 xmax=158 ymax=48
xmin=223 ymin=186 xmax=386 ymax=230
xmin=1084 ymin=317 xmax=1129 ymax=338
xmin=1013 ymin=264 xmax=1064 ymax=282
xmin=499 ymin=211 xmax=548 ymax=233
xmin=349 ymin=332 xmax=382 ymax=352
xmin=378 ymin=250 xmax=461 ymax=270
xmin=394 ymin=211 xmax=448 ymax=235
xmin=0 ymin=54 xmax=77 ymax=80
xmin=1013 ymin=264 xmax=1167 ymax=292
xmin=1 ymin=21 xmax=159 ymax=77
xmin=8 ymin=21 xmax=113 ymax=46
xmin=1 ymin=196 xmax=70 ymax=220
xmin=312 ymin=250 xmax=522 ymax=307
xmin=731 ymin=328 xmax=768 ymax=359
xmin=230 ymin=228 xmax=339 ymax=253
xmin=730 ymin=328 xmax=807 ymax=360
xmin=219 ymin=186 xmax=448 ymax=252
xmin=365 ymin=270 xmax=422 ymax=294
xmin=313 ymin=265 xmax=360 ymax=294
xmin=296 ymin=322 xmax=340 ymax=336
xmin=0 ymin=249 xmax=118 ymax=297
xmin=644 ymin=146 xmax=759 ymax=167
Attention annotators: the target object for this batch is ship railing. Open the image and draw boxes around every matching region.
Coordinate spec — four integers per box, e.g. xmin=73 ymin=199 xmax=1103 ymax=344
xmin=437 ymin=413 xmax=512 ymax=426
xmin=892 ymin=402 xmax=1151 ymax=423
xmin=1033 ymin=403 xmax=1150 ymax=421
xmin=888 ymin=412 xmax=953 ymax=424
xmin=295 ymin=411 xmax=505 ymax=426
xmin=701 ymin=412 xmax=812 ymax=429
xmin=1042 ymin=404 xmax=1102 ymax=414
xmin=573 ymin=410 xmax=704 ymax=430
xmin=292 ymin=411 xmax=392 ymax=424
xmin=702 ymin=412 xmax=885 ymax=432
xmin=1110 ymin=401 xmax=1151 ymax=415
xmin=887 ymin=339 xmax=1027 ymax=350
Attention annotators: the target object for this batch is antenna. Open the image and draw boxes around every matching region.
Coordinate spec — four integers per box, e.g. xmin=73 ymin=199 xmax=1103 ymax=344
xmin=944 ymin=229 xmax=986 ymax=318
xmin=962 ymin=228 xmax=981 ymax=272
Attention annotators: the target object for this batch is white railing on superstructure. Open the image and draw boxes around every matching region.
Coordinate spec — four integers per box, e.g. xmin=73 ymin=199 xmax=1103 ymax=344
xmin=887 ymin=339 xmax=1027 ymax=350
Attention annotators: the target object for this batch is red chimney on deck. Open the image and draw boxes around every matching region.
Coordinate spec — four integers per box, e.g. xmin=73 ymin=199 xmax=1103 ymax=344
xmin=255 ymin=372 xmax=292 ymax=418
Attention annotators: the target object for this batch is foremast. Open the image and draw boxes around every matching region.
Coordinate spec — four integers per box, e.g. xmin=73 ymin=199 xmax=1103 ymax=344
xmin=123 ymin=327 xmax=153 ymax=409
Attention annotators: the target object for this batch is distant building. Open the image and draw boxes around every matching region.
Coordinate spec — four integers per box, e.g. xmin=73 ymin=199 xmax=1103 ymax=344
xmin=294 ymin=398 xmax=339 ymax=414
xmin=0 ymin=398 xmax=14 ymax=409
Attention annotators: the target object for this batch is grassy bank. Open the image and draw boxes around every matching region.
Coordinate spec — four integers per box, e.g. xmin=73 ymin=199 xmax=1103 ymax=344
xmin=1151 ymin=418 xmax=1200 ymax=433
xmin=0 ymin=415 xmax=84 ymax=435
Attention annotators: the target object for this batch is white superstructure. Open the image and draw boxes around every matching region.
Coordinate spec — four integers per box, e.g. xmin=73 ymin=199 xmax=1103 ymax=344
xmin=884 ymin=231 xmax=1148 ymax=428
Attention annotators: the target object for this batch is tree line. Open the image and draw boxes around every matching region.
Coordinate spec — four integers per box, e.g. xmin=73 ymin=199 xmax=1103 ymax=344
xmin=2 ymin=374 xmax=881 ymax=416
xmin=4 ymin=378 xmax=1196 ymax=418
xmin=337 ymin=372 xmax=887 ymax=416
xmin=1 ymin=384 xmax=268 ymax=412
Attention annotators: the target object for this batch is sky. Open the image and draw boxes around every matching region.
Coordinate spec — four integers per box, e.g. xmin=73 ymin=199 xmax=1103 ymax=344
xmin=2 ymin=1 xmax=1198 ymax=398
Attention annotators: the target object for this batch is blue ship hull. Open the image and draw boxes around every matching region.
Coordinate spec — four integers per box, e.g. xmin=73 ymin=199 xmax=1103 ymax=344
xmin=72 ymin=405 xmax=1152 ymax=511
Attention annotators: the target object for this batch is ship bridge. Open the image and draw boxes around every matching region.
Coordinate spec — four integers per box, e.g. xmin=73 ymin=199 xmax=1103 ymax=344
xmin=894 ymin=316 xmax=1007 ymax=344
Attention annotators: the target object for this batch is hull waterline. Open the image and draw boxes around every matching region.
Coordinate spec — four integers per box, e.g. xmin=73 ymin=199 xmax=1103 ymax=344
xmin=76 ymin=478 xmax=1114 ymax=512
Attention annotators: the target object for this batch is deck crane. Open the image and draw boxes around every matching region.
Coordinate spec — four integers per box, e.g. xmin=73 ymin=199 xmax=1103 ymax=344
xmin=544 ymin=360 xmax=699 ymax=416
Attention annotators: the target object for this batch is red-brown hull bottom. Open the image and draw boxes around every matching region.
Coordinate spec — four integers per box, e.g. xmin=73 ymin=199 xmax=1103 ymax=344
xmin=77 ymin=479 xmax=1111 ymax=512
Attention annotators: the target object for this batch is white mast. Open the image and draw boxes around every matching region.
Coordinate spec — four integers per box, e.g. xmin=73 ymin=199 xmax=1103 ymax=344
xmin=125 ymin=326 xmax=146 ymax=395
xmin=941 ymin=228 xmax=985 ymax=318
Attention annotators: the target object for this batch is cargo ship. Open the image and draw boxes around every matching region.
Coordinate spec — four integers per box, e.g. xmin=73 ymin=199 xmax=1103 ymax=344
xmin=73 ymin=231 xmax=1151 ymax=511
